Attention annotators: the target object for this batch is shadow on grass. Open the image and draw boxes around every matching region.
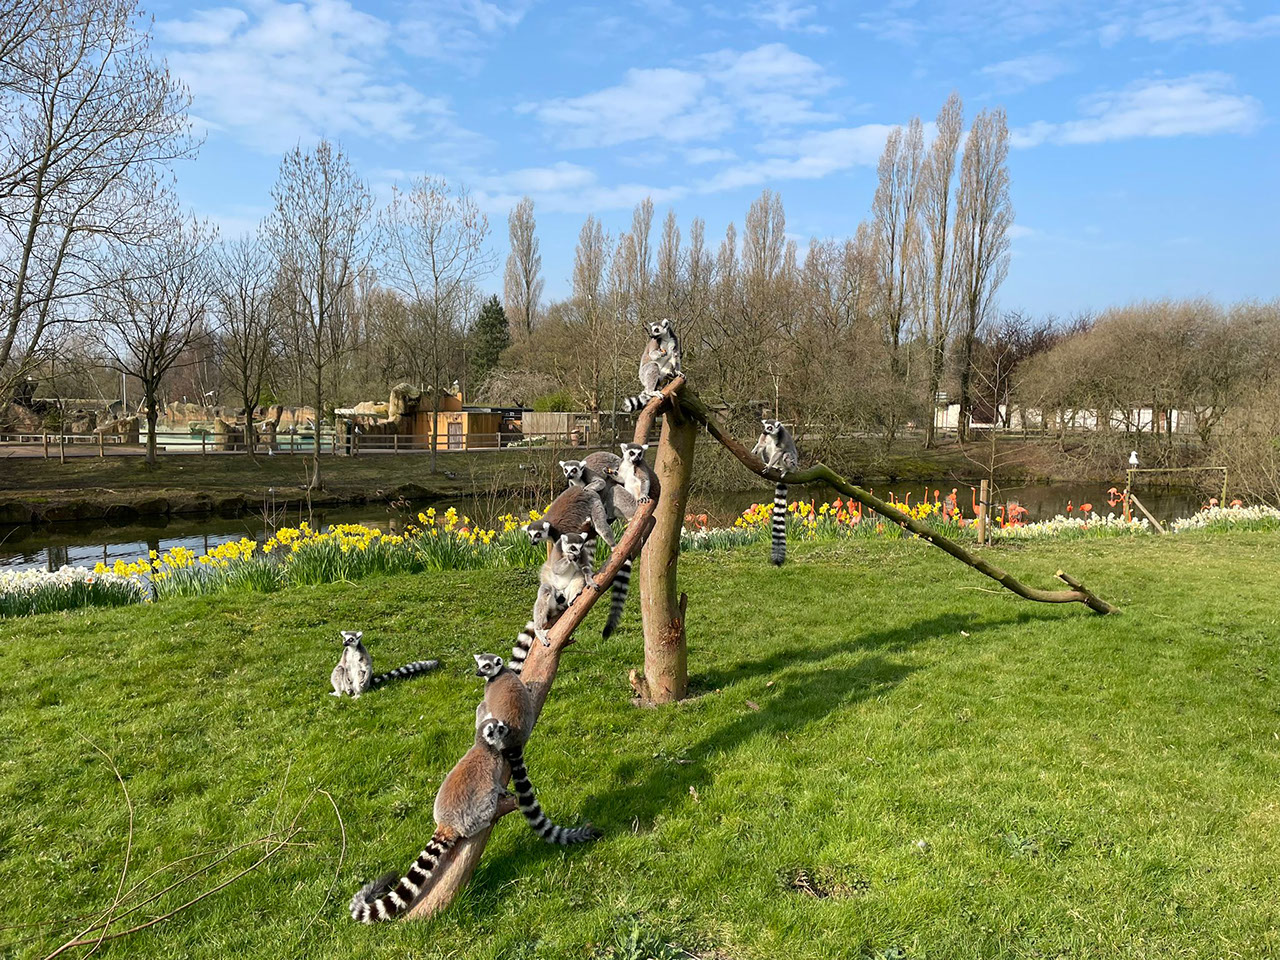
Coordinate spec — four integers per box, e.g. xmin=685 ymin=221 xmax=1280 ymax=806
xmin=461 ymin=608 xmax=1059 ymax=910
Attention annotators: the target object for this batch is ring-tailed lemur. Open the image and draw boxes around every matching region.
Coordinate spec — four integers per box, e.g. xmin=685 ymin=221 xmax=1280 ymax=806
xmin=473 ymin=653 xmax=598 ymax=844
xmin=622 ymin=318 xmax=681 ymax=412
xmin=330 ymin=630 xmax=439 ymax=698
xmin=526 ymin=485 xmax=616 ymax=552
xmin=350 ymin=718 xmax=510 ymax=923
xmin=616 ymin=442 xmax=659 ymax=505
xmin=561 ymin=453 xmax=636 ymax=638
xmin=751 ymin=418 xmax=800 ymax=566
xmin=331 ymin=630 xmax=372 ymax=697
xmin=534 ymin=530 xmax=593 ymax=607
xmin=530 ymin=582 xmax=568 ymax=647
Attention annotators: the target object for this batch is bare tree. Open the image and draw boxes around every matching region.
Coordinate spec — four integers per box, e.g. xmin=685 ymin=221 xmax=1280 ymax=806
xmin=502 ymin=196 xmax=542 ymax=339
xmin=96 ymin=217 xmax=215 ymax=465
xmin=213 ymin=233 xmax=277 ymax=459
xmin=570 ymin=214 xmax=610 ymax=431
xmin=953 ymin=108 xmax=1013 ymax=442
xmin=381 ymin=176 xmax=492 ymax=473
xmin=918 ymin=93 xmax=964 ymax=447
xmin=872 ymin=117 xmax=924 ymax=383
xmin=1 ymin=0 xmax=196 ymax=397
xmin=266 ymin=140 xmax=372 ymax=487
xmin=629 ymin=197 xmax=654 ymax=319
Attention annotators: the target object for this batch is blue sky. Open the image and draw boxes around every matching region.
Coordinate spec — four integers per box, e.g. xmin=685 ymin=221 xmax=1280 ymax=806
xmin=152 ymin=0 xmax=1279 ymax=317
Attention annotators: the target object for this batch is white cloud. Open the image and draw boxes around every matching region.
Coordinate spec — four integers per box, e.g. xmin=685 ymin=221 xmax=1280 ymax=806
xmin=1011 ymin=73 xmax=1263 ymax=148
xmin=699 ymin=123 xmax=895 ymax=192
xmin=684 ymin=147 xmax=738 ymax=164
xmin=518 ymin=68 xmax=734 ymax=148
xmin=397 ymin=0 xmax=530 ymax=60
xmin=521 ymin=43 xmax=839 ymax=148
xmin=470 ymin=163 xmax=687 ymax=214
xmin=748 ymin=0 xmax=827 ymax=33
xmin=1115 ymin=2 xmax=1280 ymax=44
xmin=159 ymin=0 xmax=492 ymax=152
xmin=980 ymin=53 xmax=1072 ymax=90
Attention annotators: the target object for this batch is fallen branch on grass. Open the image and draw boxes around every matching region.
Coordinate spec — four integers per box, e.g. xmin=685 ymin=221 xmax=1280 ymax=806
xmin=677 ymin=387 xmax=1118 ymax=615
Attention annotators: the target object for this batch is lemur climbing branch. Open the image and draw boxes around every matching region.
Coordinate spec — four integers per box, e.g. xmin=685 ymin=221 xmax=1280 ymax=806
xmin=402 ymin=381 xmax=679 ymax=920
xmin=677 ymin=386 xmax=1118 ymax=616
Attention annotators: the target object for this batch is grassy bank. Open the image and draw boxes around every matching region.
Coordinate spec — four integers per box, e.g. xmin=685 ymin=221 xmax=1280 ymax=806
xmin=3 ymin=535 xmax=1278 ymax=958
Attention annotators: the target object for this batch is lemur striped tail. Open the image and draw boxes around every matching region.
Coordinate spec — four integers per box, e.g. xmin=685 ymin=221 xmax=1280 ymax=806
xmin=601 ymin=558 xmax=631 ymax=638
xmin=370 ymin=660 xmax=440 ymax=687
xmin=349 ymin=828 xmax=457 ymax=923
xmin=771 ymin=482 xmax=788 ymax=566
xmin=504 ymin=747 xmax=600 ymax=845
xmin=621 ymin=391 xmax=656 ymax=412
xmin=511 ymin=622 xmax=537 ymax=674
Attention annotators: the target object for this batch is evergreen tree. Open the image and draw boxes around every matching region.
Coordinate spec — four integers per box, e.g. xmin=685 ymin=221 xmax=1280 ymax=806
xmin=471 ymin=294 xmax=512 ymax=389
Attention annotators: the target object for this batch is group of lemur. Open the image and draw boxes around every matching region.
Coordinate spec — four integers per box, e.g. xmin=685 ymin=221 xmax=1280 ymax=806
xmin=332 ymin=316 xmax=801 ymax=923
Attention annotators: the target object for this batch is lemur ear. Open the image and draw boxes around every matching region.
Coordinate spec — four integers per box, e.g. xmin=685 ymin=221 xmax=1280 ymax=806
xmin=353 ymin=631 xmax=362 ymax=640
xmin=473 ymin=654 xmax=484 ymax=667
xmin=558 ymin=460 xmax=567 ymax=468
xmin=641 ymin=443 xmax=650 ymax=451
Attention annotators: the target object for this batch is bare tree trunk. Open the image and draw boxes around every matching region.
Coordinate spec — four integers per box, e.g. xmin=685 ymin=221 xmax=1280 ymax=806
xmin=429 ymin=392 xmax=440 ymax=473
xmin=145 ymin=392 xmax=159 ymax=466
xmin=635 ymin=407 xmax=695 ymax=704
xmin=312 ymin=375 xmax=323 ymax=487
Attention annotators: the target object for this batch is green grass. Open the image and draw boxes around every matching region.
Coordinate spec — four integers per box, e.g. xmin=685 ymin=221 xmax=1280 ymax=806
xmin=2 ymin=534 xmax=1278 ymax=959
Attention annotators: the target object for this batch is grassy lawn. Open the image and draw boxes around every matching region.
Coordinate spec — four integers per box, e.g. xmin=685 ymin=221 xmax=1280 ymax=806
xmin=2 ymin=534 xmax=1277 ymax=959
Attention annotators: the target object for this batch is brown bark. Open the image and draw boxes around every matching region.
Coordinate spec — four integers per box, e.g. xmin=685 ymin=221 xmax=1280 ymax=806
xmin=402 ymin=381 xmax=680 ymax=920
xmin=635 ymin=401 xmax=696 ymax=704
xmin=677 ymin=386 xmax=1117 ymax=615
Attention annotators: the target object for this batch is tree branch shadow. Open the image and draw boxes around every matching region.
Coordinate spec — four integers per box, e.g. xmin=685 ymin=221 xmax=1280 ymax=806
xmin=458 ymin=608 xmax=1058 ymax=909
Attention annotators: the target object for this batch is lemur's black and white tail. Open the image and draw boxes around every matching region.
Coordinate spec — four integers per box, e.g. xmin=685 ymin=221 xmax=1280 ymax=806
xmin=504 ymin=747 xmax=599 ymax=845
xmin=349 ymin=828 xmax=457 ymax=923
xmin=602 ymin=559 xmax=631 ymax=638
xmin=771 ymin=482 xmax=788 ymax=566
xmin=511 ymin=622 xmax=537 ymax=674
xmin=621 ymin=391 xmax=656 ymax=412
xmin=370 ymin=660 xmax=439 ymax=687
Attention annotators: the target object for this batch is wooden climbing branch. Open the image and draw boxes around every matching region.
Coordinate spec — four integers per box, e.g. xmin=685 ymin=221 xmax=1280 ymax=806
xmin=403 ymin=384 xmax=678 ymax=919
xmin=677 ymin=387 xmax=1118 ymax=615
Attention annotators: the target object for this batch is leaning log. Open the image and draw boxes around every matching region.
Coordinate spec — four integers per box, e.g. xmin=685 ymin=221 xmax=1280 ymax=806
xmin=677 ymin=387 xmax=1118 ymax=615
xmin=402 ymin=383 xmax=678 ymax=919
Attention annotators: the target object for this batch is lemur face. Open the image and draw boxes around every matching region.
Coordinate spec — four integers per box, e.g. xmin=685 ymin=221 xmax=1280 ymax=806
xmin=340 ymin=630 xmax=363 ymax=646
xmin=559 ymin=533 xmax=587 ymax=563
xmin=761 ymin=419 xmax=781 ymax=436
xmin=559 ymin=460 xmax=584 ymax=483
xmin=619 ymin=442 xmax=648 ymax=464
xmin=525 ymin=520 xmax=552 ymax=544
xmin=646 ymin=318 xmax=670 ymax=338
xmin=479 ymin=718 xmax=510 ymax=749
xmin=474 ymin=653 xmax=505 ymax=678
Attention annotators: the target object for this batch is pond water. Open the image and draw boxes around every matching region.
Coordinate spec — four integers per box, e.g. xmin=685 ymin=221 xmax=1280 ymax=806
xmin=0 ymin=481 xmax=1210 ymax=573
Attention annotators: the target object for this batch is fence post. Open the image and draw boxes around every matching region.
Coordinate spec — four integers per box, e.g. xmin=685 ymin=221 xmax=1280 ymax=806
xmin=43 ymin=430 xmax=48 ymax=459
xmin=393 ymin=432 xmax=399 ymax=454
xmin=98 ymin=430 xmax=104 ymax=457
xmin=201 ymin=432 xmax=207 ymax=456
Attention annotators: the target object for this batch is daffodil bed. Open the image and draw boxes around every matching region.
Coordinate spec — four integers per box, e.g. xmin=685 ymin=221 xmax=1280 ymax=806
xmin=3 ymin=503 xmax=1277 ymax=618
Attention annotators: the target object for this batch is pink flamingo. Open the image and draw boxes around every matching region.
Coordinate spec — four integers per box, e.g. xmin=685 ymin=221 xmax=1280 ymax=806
xmin=1230 ymin=498 xmax=1243 ymax=508
xmin=1066 ymin=500 xmax=1074 ymax=514
xmin=1080 ymin=502 xmax=1093 ymax=515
